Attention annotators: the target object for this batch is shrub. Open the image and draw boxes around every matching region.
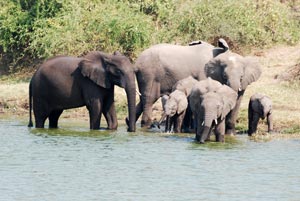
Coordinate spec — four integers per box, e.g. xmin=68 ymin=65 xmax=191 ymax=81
xmin=0 ymin=0 xmax=299 ymax=73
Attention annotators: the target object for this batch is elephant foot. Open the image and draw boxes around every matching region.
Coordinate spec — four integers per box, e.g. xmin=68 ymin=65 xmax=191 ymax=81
xmin=225 ymin=128 xmax=236 ymax=136
xmin=141 ymin=119 xmax=152 ymax=128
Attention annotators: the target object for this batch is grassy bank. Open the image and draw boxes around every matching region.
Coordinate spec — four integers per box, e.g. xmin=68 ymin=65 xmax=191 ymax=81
xmin=1 ymin=44 xmax=300 ymax=134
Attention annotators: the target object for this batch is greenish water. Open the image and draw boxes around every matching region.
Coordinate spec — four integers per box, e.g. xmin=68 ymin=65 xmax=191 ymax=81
xmin=0 ymin=119 xmax=300 ymax=201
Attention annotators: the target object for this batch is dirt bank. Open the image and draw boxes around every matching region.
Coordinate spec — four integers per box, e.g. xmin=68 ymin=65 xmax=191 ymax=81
xmin=1 ymin=44 xmax=300 ymax=133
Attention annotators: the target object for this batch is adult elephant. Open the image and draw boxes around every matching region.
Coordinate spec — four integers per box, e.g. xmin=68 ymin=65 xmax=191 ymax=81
xmin=28 ymin=51 xmax=136 ymax=132
xmin=189 ymin=78 xmax=237 ymax=143
xmin=205 ymin=51 xmax=262 ymax=135
xmin=133 ymin=39 xmax=229 ymax=127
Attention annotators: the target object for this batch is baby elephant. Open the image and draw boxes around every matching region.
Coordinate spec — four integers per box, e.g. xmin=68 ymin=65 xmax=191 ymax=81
xmin=159 ymin=76 xmax=198 ymax=133
xmin=248 ymin=93 xmax=273 ymax=136
xmin=189 ymin=78 xmax=237 ymax=143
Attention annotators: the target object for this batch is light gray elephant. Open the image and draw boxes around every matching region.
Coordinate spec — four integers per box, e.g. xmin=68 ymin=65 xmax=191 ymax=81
xmin=133 ymin=39 xmax=229 ymax=128
xmin=205 ymin=51 xmax=262 ymax=135
xmin=28 ymin=51 xmax=136 ymax=131
xmin=189 ymin=78 xmax=237 ymax=143
xmin=248 ymin=93 xmax=273 ymax=136
xmin=159 ymin=76 xmax=199 ymax=132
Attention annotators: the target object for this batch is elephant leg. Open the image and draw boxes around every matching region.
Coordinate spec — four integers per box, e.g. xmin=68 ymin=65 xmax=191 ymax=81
xmin=35 ymin=115 xmax=48 ymax=128
xmin=248 ymin=103 xmax=254 ymax=135
xmin=33 ymin=101 xmax=49 ymax=128
xmin=267 ymin=113 xmax=273 ymax=133
xmin=49 ymin=110 xmax=63 ymax=128
xmin=135 ymin=100 xmax=143 ymax=123
xmin=103 ymin=92 xmax=118 ymax=130
xmin=182 ymin=106 xmax=193 ymax=132
xmin=103 ymin=104 xmax=117 ymax=130
xmin=249 ymin=113 xmax=260 ymax=136
xmin=215 ymin=119 xmax=225 ymax=142
xmin=165 ymin=116 xmax=174 ymax=132
xmin=86 ymin=100 xmax=102 ymax=130
xmin=141 ymin=81 xmax=160 ymax=127
xmin=174 ymin=111 xmax=186 ymax=133
xmin=226 ymin=91 xmax=244 ymax=135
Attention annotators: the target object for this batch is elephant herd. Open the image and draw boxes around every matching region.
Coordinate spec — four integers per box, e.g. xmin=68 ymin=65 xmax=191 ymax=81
xmin=28 ymin=39 xmax=273 ymax=143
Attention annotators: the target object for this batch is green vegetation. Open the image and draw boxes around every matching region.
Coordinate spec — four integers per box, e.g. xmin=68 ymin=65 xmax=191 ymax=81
xmin=1 ymin=0 xmax=300 ymax=73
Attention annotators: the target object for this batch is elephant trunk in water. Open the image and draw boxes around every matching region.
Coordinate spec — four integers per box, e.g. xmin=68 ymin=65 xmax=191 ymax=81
xmin=125 ymin=74 xmax=136 ymax=132
xmin=199 ymin=109 xmax=215 ymax=143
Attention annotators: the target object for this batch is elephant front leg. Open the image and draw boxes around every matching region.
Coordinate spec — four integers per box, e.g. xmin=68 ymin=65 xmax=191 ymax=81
xmin=141 ymin=81 xmax=160 ymax=127
xmin=103 ymin=102 xmax=118 ymax=130
xmin=215 ymin=119 xmax=225 ymax=142
xmin=174 ymin=111 xmax=186 ymax=133
xmin=226 ymin=91 xmax=244 ymax=135
xmin=248 ymin=113 xmax=260 ymax=136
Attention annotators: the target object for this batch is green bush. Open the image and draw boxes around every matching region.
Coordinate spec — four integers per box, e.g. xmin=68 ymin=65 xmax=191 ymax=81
xmin=168 ymin=0 xmax=300 ymax=47
xmin=0 ymin=0 xmax=299 ymax=73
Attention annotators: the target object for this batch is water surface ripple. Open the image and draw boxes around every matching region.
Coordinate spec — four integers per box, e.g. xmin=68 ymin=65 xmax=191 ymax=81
xmin=0 ymin=120 xmax=299 ymax=201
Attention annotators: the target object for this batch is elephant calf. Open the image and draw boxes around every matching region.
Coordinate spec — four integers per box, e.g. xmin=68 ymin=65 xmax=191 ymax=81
xmin=248 ymin=93 xmax=273 ymax=136
xmin=159 ymin=76 xmax=198 ymax=133
xmin=189 ymin=78 xmax=237 ymax=143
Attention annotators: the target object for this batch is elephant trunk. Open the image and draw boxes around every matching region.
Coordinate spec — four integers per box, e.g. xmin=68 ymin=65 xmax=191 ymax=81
xmin=200 ymin=126 xmax=211 ymax=144
xmin=200 ymin=109 xmax=215 ymax=143
xmin=227 ymin=78 xmax=241 ymax=92
xmin=125 ymin=74 xmax=136 ymax=132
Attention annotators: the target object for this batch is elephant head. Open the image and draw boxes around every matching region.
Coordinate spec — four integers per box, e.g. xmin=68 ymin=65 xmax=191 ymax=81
xmin=79 ymin=51 xmax=136 ymax=132
xmin=160 ymin=91 xmax=188 ymax=123
xmin=189 ymin=79 xmax=237 ymax=143
xmin=205 ymin=51 xmax=262 ymax=92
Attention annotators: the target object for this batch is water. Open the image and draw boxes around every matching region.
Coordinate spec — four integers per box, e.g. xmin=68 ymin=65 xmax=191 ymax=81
xmin=0 ymin=119 xmax=300 ymax=201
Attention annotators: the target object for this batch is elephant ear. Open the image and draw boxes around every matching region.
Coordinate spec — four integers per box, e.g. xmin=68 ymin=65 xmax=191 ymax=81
xmin=218 ymin=38 xmax=229 ymax=51
xmin=218 ymin=85 xmax=238 ymax=120
xmin=176 ymin=95 xmax=188 ymax=114
xmin=205 ymin=56 xmax=224 ymax=81
xmin=241 ymin=57 xmax=262 ymax=90
xmin=79 ymin=52 xmax=112 ymax=89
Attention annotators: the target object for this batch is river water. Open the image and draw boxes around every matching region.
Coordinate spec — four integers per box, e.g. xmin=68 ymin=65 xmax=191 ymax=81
xmin=0 ymin=119 xmax=299 ymax=201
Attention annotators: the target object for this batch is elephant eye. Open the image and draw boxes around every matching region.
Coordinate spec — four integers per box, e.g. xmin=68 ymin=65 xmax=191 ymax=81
xmin=115 ymin=69 xmax=122 ymax=76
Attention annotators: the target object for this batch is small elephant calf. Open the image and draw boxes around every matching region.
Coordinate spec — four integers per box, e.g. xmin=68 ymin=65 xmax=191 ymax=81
xmin=159 ymin=76 xmax=199 ymax=133
xmin=248 ymin=93 xmax=273 ymax=136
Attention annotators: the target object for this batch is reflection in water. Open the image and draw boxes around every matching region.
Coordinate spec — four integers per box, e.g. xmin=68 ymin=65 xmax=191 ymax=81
xmin=0 ymin=119 xmax=300 ymax=201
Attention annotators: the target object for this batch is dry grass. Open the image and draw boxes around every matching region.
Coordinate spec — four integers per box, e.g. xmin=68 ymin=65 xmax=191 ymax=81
xmin=240 ymin=44 xmax=300 ymax=134
xmin=1 ymin=44 xmax=300 ymax=134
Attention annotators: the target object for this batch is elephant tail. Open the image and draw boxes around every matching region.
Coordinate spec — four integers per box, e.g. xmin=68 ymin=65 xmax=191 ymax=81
xmin=28 ymin=80 xmax=33 ymax=127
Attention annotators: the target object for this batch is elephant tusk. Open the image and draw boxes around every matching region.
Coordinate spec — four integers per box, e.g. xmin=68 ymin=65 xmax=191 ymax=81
xmin=214 ymin=119 xmax=218 ymax=125
xmin=238 ymin=87 xmax=242 ymax=91
xmin=202 ymin=121 xmax=204 ymax=126
xmin=136 ymin=89 xmax=141 ymax=96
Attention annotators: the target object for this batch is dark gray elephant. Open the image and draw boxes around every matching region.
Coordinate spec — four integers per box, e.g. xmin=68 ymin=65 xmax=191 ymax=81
xmin=189 ymin=78 xmax=238 ymax=143
xmin=133 ymin=39 xmax=229 ymax=127
xmin=248 ymin=93 xmax=273 ymax=136
xmin=205 ymin=51 xmax=262 ymax=135
xmin=28 ymin=51 xmax=136 ymax=131
xmin=159 ymin=76 xmax=198 ymax=133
